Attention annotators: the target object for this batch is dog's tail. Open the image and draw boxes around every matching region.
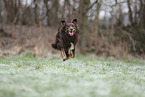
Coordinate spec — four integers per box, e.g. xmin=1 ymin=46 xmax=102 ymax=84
xmin=52 ymin=43 xmax=57 ymax=49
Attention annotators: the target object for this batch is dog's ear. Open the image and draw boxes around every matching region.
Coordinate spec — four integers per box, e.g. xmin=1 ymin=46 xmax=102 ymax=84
xmin=72 ymin=19 xmax=80 ymax=34
xmin=61 ymin=20 xmax=66 ymax=26
xmin=72 ymin=19 xmax=77 ymax=24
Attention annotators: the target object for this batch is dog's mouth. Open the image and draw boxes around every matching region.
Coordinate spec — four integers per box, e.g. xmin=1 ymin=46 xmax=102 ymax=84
xmin=69 ymin=31 xmax=74 ymax=36
xmin=68 ymin=30 xmax=76 ymax=36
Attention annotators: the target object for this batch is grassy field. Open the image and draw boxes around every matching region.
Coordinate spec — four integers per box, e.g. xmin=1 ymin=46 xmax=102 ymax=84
xmin=0 ymin=53 xmax=145 ymax=97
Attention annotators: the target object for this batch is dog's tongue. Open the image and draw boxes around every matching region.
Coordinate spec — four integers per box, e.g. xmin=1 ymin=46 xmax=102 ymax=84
xmin=69 ymin=33 xmax=73 ymax=36
xmin=69 ymin=31 xmax=74 ymax=36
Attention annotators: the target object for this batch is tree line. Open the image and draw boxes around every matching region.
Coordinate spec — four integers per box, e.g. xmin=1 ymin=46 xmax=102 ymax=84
xmin=0 ymin=0 xmax=145 ymax=57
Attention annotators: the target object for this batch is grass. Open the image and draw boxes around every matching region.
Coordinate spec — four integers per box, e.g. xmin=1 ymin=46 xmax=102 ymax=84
xmin=0 ymin=53 xmax=145 ymax=97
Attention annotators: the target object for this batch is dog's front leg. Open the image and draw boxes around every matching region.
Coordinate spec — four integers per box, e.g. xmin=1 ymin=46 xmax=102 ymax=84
xmin=61 ymin=48 xmax=66 ymax=61
xmin=64 ymin=50 xmax=70 ymax=61
xmin=72 ymin=48 xmax=75 ymax=58
xmin=69 ymin=43 xmax=75 ymax=58
xmin=61 ymin=49 xmax=69 ymax=61
xmin=69 ymin=48 xmax=75 ymax=58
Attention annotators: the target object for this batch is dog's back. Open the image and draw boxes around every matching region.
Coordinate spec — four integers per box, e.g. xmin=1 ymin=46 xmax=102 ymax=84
xmin=52 ymin=31 xmax=62 ymax=50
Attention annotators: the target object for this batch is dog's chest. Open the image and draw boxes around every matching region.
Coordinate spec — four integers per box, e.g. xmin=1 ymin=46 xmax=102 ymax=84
xmin=63 ymin=34 xmax=76 ymax=43
xmin=69 ymin=43 xmax=74 ymax=50
xmin=62 ymin=34 xmax=77 ymax=50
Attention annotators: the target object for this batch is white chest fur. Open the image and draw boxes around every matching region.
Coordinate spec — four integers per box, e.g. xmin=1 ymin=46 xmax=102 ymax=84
xmin=70 ymin=43 xmax=74 ymax=50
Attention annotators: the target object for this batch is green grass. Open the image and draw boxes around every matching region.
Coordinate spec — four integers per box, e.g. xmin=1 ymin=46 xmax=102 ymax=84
xmin=0 ymin=53 xmax=145 ymax=97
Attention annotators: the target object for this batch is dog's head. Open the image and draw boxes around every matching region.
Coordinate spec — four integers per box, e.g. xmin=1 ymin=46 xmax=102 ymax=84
xmin=61 ymin=19 xmax=79 ymax=36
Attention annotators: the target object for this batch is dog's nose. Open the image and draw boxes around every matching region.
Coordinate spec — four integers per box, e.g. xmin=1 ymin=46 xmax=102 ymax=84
xmin=70 ymin=28 xmax=73 ymax=31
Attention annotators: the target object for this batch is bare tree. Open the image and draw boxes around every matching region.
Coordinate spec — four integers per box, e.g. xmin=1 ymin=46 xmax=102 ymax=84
xmin=79 ymin=0 xmax=99 ymax=51
xmin=95 ymin=1 xmax=102 ymax=54
xmin=33 ymin=0 xmax=39 ymax=24
xmin=2 ymin=0 xmax=21 ymax=24
xmin=139 ymin=0 xmax=145 ymax=26
xmin=0 ymin=0 xmax=2 ymax=23
xmin=127 ymin=0 xmax=133 ymax=25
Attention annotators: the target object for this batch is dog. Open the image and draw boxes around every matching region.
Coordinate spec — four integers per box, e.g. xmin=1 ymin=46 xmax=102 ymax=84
xmin=52 ymin=19 xmax=80 ymax=61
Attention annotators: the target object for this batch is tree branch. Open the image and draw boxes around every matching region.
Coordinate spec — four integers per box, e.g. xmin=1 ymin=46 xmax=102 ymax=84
xmin=86 ymin=0 xmax=98 ymax=12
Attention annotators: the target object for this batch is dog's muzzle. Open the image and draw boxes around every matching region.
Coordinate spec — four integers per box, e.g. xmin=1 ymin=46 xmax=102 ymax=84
xmin=69 ymin=29 xmax=76 ymax=36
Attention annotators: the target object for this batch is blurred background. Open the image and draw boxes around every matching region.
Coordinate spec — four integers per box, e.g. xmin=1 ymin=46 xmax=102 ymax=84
xmin=0 ymin=0 xmax=145 ymax=59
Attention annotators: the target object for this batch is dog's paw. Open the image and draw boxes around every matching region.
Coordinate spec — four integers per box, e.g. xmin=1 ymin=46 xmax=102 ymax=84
xmin=68 ymin=50 xmax=74 ymax=58
xmin=70 ymin=54 xmax=75 ymax=58
xmin=70 ymin=55 xmax=75 ymax=58
xmin=63 ymin=57 xmax=69 ymax=61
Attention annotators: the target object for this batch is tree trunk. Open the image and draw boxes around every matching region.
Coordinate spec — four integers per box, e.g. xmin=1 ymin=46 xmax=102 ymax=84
xmin=95 ymin=2 xmax=102 ymax=54
xmin=43 ymin=0 xmax=50 ymax=26
xmin=80 ymin=14 xmax=87 ymax=50
xmin=127 ymin=0 xmax=133 ymax=25
xmin=61 ymin=0 xmax=66 ymax=19
xmin=0 ymin=0 xmax=2 ymax=23
xmin=139 ymin=0 xmax=145 ymax=26
xmin=33 ymin=0 xmax=39 ymax=24
xmin=79 ymin=0 xmax=90 ymax=51
xmin=50 ymin=0 xmax=59 ymax=26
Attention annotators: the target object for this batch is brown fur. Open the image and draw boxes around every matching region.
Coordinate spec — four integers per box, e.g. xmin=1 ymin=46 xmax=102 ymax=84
xmin=52 ymin=19 xmax=80 ymax=61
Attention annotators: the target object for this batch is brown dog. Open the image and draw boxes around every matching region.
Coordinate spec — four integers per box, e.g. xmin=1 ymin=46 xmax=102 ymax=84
xmin=52 ymin=19 xmax=80 ymax=61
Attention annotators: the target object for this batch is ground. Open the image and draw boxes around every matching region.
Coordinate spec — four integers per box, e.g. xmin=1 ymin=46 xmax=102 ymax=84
xmin=0 ymin=53 xmax=145 ymax=97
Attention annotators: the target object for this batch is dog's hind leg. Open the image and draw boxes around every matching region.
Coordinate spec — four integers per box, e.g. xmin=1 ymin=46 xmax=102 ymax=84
xmin=69 ymin=48 xmax=75 ymax=58
xmin=61 ymin=48 xmax=65 ymax=60
xmin=72 ymin=48 xmax=75 ymax=58
xmin=52 ymin=43 xmax=57 ymax=49
xmin=64 ymin=50 xmax=69 ymax=60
